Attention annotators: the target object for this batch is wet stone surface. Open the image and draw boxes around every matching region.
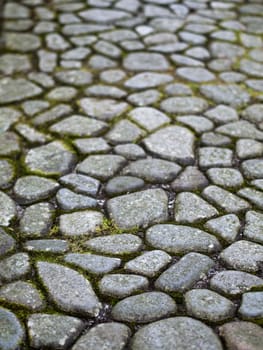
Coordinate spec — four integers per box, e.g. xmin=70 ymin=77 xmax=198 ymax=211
xmin=0 ymin=0 xmax=263 ymax=348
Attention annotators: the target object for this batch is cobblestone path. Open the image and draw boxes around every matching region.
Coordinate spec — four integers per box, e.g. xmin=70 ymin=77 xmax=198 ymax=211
xmin=0 ymin=0 xmax=263 ymax=349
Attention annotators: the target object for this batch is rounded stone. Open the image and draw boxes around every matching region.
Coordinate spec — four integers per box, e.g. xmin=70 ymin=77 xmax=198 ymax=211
xmin=99 ymin=274 xmax=149 ymax=298
xmin=131 ymin=317 xmax=223 ymax=350
xmin=0 ymin=307 xmax=25 ymax=350
xmin=0 ymin=191 xmax=17 ymax=226
xmin=238 ymin=292 xmax=263 ymax=322
xmin=14 ymin=176 xmax=59 ymax=204
xmin=112 ymin=292 xmax=177 ymax=323
xmin=123 ymin=52 xmax=169 ymax=71
xmin=105 ymin=176 xmax=145 ymax=196
xmin=185 ymin=289 xmax=236 ymax=323
xmin=72 ymin=322 xmax=131 ymax=350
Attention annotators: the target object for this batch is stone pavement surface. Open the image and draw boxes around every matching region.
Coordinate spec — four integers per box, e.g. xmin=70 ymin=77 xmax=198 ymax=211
xmin=0 ymin=0 xmax=263 ymax=349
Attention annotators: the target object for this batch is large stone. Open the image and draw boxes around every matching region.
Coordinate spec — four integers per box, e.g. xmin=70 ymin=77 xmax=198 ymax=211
xmin=143 ymin=126 xmax=195 ymax=165
xmin=123 ymin=52 xmax=169 ymax=71
xmin=56 ymin=189 xmax=97 ymax=211
xmin=147 ymin=225 xmax=221 ymax=255
xmin=59 ymin=210 xmax=103 ymax=237
xmin=37 ymin=262 xmax=101 ymax=316
xmin=0 ymin=78 xmax=42 ymax=104
xmin=239 ymin=292 xmax=263 ymax=322
xmin=107 ymin=189 xmax=168 ymax=229
xmin=112 ymin=292 xmax=176 ymax=323
xmin=72 ymin=322 xmax=131 ymax=350
xmin=80 ymin=9 xmax=131 ymax=23
xmin=244 ymin=211 xmax=263 ymax=244
xmin=124 ymin=72 xmax=173 ymax=89
xmin=204 ymin=214 xmax=240 ymax=243
xmin=131 ymin=317 xmax=223 ymax=350
xmin=0 ymin=307 xmax=24 ymax=350
xmin=24 ymin=141 xmax=77 ymax=177
xmin=161 ymin=96 xmax=208 ymax=114
xmin=28 ymin=314 xmax=84 ymax=349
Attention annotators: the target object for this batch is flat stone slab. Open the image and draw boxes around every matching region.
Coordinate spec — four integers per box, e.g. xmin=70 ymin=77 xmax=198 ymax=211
xmin=112 ymin=292 xmax=177 ymax=323
xmin=146 ymin=224 xmax=221 ymax=255
xmin=219 ymin=322 xmax=263 ymax=350
xmin=131 ymin=317 xmax=223 ymax=350
xmin=244 ymin=211 xmax=263 ymax=244
xmin=143 ymin=126 xmax=195 ymax=165
xmin=124 ymin=72 xmax=173 ymax=89
xmin=123 ymin=52 xmax=169 ymax=71
xmin=72 ymin=322 xmax=131 ymax=350
xmin=0 ymin=307 xmax=25 ymax=350
xmin=204 ymin=214 xmax=240 ymax=243
xmin=107 ymin=189 xmax=168 ymax=229
xmin=161 ymin=97 xmax=208 ymax=115
xmin=27 ymin=314 xmax=84 ymax=349
xmin=59 ymin=210 xmax=103 ymax=236
xmin=0 ymin=78 xmax=42 ymax=104
xmin=37 ymin=262 xmax=101 ymax=316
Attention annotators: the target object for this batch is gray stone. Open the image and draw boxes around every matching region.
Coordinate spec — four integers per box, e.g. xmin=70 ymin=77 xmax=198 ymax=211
xmin=28 ymin=314 xmax=84 ymax=350
xmin=204 ymin=214 xmax=240 ymax=243
xmin=88 ymin=55 xmax=117 ymax=70
xmin=146 ymin=224 xmax=220 ymax=255
xmin=59 ymin=174 xmax=100 ymax=197
xmin=143 ymin=126 xmax=195 ymax=165
xmin=171 ymin=54 xmax=204 ymax=67
xmin=46 ymin=33 xmax=70 ymax=51
xmin=100 ymin=69 xmax=126 ymax=83
xmin=219 ymin=321 xmax=263 ymax=350
xmin=124 ymin=72 xmax=173 ymax=89
xmin=123 ymin=52 xmax=169 ymax=71
xmin=0 ymin=191 xmax=17 ymax=227
xmin=128 ymin=107 xmax=170 ymax=131
xmin=73 ymin=138 xmax=111 ymax=155
xmin=80 ymin=98 xmax=129 ymax=121
xmin=124 ymin=250 xmax=171 ymax=277
xmin=201 ymin=132 xmax=231 ymax=147
xmin=0 ymin=132 xmax=20 ymax=157
xmin=114 ymin=144 xmax=146 ymax=160
xmin=176 ymin=116 xmax=213 ymax=134
xmin=15 ymin=123 xmax=50 ymax=145
xmin=0 ymin=281 xmax=45 ymax=311
xmin=128 ymin=89 xmax=161 ymax=106
xmin=33 ymin=104 xmax=72 ymax=126
xmin=210 ymin=42 xmax=245 ymax=59
xmin=174 ymin=192 xmax=218 ymax=224
xmin=106 ymin=120 xmax=145 ymax=144
xmin=59 ymin=210 xmax=103 ymax=237
xmin=238 ymin=187 xmax=263 ymax=210
xmin=64 ymin=253 xmax=121 ymax=275
xmin=24 ymin=240 xmax=69 ymax=254
xmin=112 ymin=292 xmax=176 ymax=323
xmin=236 ymin=139 xmax=263 ymax=159
xmin=155 ymin=253 xmax=214 ymax=292
xmin=5 ymin=33 xmax=40 ymax=52
xmin=199 ymin=147 xmax=233 ymax=168
xmin=77 ymin=155 xmax=126 ymax=181
xmin=0 ymin=160 xmax=15 ymax=189
xmin=207 ymin=168 xmax=244 ymax=188
xmin=200 ymin=84 xmax=250 ymax=108
xmin=55 ymin=70 xmax=93 ymax=86
xmin=241 ymin=159 xmax=263 ymax=179
xmin=0 ymin=108 xmax=21 ymax=133
xmin=24 ymin=141 xmax=77 ymax=177
xmin=0 ymin=54 xmax=31 ymax=75
xmin=80 ymin=9 xmax=131 ymax=23
xmin=72 ymin=322 xmax=131 ymax=350
xmin=204 ymin=105 xmax=238 ymax=124
xmin=161 ymin=96 xmax=208 ymax=114
xmin=46 ymin=87 xmax=77 ymax=102
xmin=176 ymin=67 xmax=215 ymax=82
xmin=94 ymin=40 xmax=122 ymax=58
xmin=0 ymin=230 xmax=15 ymax=256
xmin=0 ymin=307 xmax=24 ymax=350
xmin=202 ymin=186 xmax=250 ymax=213
xmin=122 ymin=158 xmax=181 ymax=183
xmin=131 ymin=317 xmax=223 ymax=350
xmin=244 ymin=211 xmax=263 ymax=244
xmin=0 ymin=253 xmax=30 ymax=283
xmin=220 ymin=240 xmax=263 ymax=273
xmin=242 ymin=104 xmax=263 ymax=124
xmin=185 ymin=289 xmax=236 ymax=323
xmin=85 ymin=84 xmax=126 ymax=99
xmin=14 ymin=176 xmax=59 ymax=204
xmin=56 ymin=188 xmax=97 ymax=211
xmin=240 ymin=59 xmax=263 ymax=78
xmin=210 ymin=271 xmax=263 ymax=296
xmin=99 ymin=274 xmax=149 ymax=298
xmin=107 ymin=189 xmax=168 ymax=229
xmin=164 ymin=83 xmax=192 ymax=96
xmin=37 ymin=262 xmax=101 ymax=316
xmin=106 ymin=176 xmax=145 ymax=196
xmin=171 ymin=166 xmax=208 ymax=192
xmin=50 ymin=115 xmax=107 ymax=137
xmin=85 ymin=234 xmax=142 ymax=256
xmin=62 ymin=47 xmax=91 ymax=60
xmin=239 ymin=292 xmax=263 ymax=322
xmin=216 ymin=121 xmax=263 ymax=141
